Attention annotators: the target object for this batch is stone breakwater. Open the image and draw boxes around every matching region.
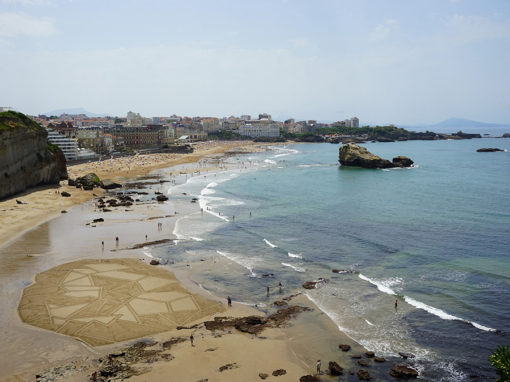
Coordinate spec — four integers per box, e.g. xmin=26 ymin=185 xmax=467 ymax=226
xmin=0 ymin=111 xmax=67 ymax=199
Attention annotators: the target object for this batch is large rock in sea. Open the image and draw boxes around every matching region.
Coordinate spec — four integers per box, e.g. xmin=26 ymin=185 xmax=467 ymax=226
xmin=476 ymin=148 xmax=504 ymax=152
xmin=339 ymin=143 xmax=393 ymax=168
xmin=339 ymin=143 xmax=413 ymax=169
xmin=0 ymin=111 xmax=67 ymax=199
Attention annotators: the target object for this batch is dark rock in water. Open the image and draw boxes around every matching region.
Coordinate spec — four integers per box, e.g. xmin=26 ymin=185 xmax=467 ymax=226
xmin=61 ymin=191 xmax=71 ymax=197
xmin=389 ymin=364 xmax=419 ymax=379
xmin=357 ymin=369 xmax=373 ymax=380
xmin=328 ymin=361 xmax=344 ymax=376
xmin=365 ymin=351 xmax=375 ymax=358
xmin=377 ymin=137 xmax=395 ymax=142
xmin=339 ymin=344 xmax=351 ymax=352
xmin=351 ymin=355 xmax=362 ymax=359
xmin=150 ymin=259 xmax=160 ymax=265
xmin=259 ymin=372 xmax=269 ymax=379
xmin=272 ymin=369 xmax=286 ymax=376
xmin=333 ymin=269 xmax=357 ymax=274
xmin=339 ymin=143 xmax=394 ymax=168
xmin=274 ymin=300 xmax=288 ymax=307
xmin=101 ymin=179 xmax=122 ymax=189
xmin=502 ymin=133 xmax=510 ymax=138
xmin=93 ymin=218 xmax=104 ymax=223
xmin=398 ymin=352 xmax=415 ymax=359
xmin=358 ymin=359 xmax=369 ymax=367
xmin=302 ymin=278 xmax=328 ymax=289
xmin=61 ymin=210 xmax=67 ymax=213
xmin=392 ymin=156 xmax=414 ymax=167
xmin=0 ymin=111 xmax=68 ymax=199
xmin=374 ymin=357 xmax=386 ymax=363
xmin=262 ymin=273 xmax=274 ymax=278
xmin=476 ymin=148 xmax=504 ymax=152
xmin=300 ymin=376 xmax=320 ymax=382
xmin=156 ymin=194 xmax=168 ymax=202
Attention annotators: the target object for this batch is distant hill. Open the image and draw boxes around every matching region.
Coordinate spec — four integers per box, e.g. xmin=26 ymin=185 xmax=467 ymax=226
xmin=432 ymin=118 xmax=509 ymax=129
xmin=43 ymin=107 xmax=110 ymax=118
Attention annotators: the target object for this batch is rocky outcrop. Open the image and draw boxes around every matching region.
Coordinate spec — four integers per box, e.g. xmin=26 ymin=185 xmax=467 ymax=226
xmin=328 ymin=361 xmax=344 ymax=375
xmin=0 ymin=111 xmax=67 ymax=199
xmin=339 ymin=143 xmax=413 ymax=169
xmin=476 ymin=148 xmax=504 ymax=152
xmin=302 ymin=278 xmax=328 ymax=289
xmin=389 ymin=364 xmax=419 ymax=379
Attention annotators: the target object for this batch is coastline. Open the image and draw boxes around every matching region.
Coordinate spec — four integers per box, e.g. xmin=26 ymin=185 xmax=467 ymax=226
xmin=0 ymin=140 xmax=328 ymax=381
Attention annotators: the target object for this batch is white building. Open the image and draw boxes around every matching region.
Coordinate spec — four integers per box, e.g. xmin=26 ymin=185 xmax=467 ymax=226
xmin=46 ymin=128 xmax=78 ymax=161
xmin=344 ymin=117 xmax=359 ymax=128
xmin=238 ymin=123 xmax=280 ymax=138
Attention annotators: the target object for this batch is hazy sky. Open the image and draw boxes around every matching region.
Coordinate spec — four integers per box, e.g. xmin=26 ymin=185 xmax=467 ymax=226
xmin=1 ymin=0 xmax=509 ymax=124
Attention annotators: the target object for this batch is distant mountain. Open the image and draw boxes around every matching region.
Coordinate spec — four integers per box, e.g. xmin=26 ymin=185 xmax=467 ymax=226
xmin=43 ymin=107 xmax=110 ymax=118
xmin=431 ymin=118 xmax=509 ymax=129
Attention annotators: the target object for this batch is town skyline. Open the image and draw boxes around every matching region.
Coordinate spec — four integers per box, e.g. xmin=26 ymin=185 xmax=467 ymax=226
xmin=1 ymin=0 xmax=510 ymax=125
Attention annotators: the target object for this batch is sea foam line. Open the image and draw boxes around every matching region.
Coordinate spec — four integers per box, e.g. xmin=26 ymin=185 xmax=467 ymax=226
xmin=359 ymin=273 xmax=496 ymax=332
xmin=281 ymin=262 xmax=306 ymax=273
xmin=216 ymin=250 xmax=257 ymax=277
xmin=288 ymin=252 xmax=303 ymax=259
xmin=263 ymin=238 xmax=277 ymax=248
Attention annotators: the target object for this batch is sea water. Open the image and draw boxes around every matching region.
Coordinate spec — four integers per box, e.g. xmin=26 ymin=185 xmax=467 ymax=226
xmin=153 ymin=139 xmax=510 ymax=380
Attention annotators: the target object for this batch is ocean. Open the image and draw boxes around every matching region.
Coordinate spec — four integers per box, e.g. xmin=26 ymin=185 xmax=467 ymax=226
xmin=151 ymin=139 xmax=509 ymax=381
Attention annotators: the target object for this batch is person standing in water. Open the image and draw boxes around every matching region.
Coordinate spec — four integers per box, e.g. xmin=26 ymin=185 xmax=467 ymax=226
xmin=227 ymin=296 xmax=232 ymax=307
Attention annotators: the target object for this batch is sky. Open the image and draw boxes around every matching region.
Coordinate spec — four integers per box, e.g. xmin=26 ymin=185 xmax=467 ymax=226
xmin=1 ymin=0 xmax=509 ymax=125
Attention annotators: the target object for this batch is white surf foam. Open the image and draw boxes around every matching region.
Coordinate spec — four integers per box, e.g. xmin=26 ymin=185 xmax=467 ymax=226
xmin=359 ymin=274 xmax=497 ymax=332
xmin=281 ymin=262 xmax=306 ymax=273
xmin=263 ymin=238 xmax=277 ymax=248
xmin=264 ymin=159 xmax=276 ymax=165
xmin=288 ymin=252 xmax=303 ymax=259
xmin=365 ymin=319 xmax=375 ymax=326
xmin=216 ymin=250 xmax=257 ymax=277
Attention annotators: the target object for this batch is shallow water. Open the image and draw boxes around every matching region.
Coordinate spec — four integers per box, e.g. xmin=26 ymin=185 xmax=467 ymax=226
xmin=150 ymin=140 xmax=510 ymax=380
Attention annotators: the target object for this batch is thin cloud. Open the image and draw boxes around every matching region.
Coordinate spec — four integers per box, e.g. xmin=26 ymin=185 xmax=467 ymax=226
xmin=444 ymin=14 xmax=510 ymax=43
xmin=370 ymin=19 xmax=398 ymax=42
xmin=0 ymin=12 xmax=56 ymax=38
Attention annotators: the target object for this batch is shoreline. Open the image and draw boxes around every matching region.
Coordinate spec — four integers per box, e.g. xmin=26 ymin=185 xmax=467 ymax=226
xmin=0 ymin=141 xmax=407 ymax=381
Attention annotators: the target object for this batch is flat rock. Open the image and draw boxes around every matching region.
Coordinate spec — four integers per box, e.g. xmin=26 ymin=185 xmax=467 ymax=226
xmin=272 ymin=369 xmax=286 ymax=376
xmin=258 ymin=372 xmax=269 ymax=379
xmin=358 ymin=359 xmax=369 ymax=367
xmin=302 ymin=278 xmax=328 ymax=289
xmin=374 ymin=357 xmax=386 ymax=363
xmin=339 ymin=344 xmax=351 ymax=352
xmin=61 ymin=191 xmax=71 ymax=197
xmin=476 ymin=148 xmax=504 ymax=152
xmin=299 ymin=376 xmax=320 ymax=382
xmin=365 ymin=351 xmax=375 ymax=358
xmin=389 ymin=364 xmax=419 ymax=379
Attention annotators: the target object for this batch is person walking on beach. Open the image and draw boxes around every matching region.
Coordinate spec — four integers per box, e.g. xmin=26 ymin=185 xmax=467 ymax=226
xmin=394 ymin=299 xmax=398 ymax=310
xmin=190 ymin=334 xmax=194 ymax=347
xmin=115 ymin=236 xmax=119 ymax=245
xmin=316 ymin=359 xmax=321 ymax=375
xmin=227 ymin=296 xmax=232 ymax=307
xmin=266 ymin=286 xmax=270 ymax=297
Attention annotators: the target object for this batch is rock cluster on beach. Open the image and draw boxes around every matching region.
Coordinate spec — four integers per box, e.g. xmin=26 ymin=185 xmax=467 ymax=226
xmin=339 ymin=143 xmax=414 ymax=169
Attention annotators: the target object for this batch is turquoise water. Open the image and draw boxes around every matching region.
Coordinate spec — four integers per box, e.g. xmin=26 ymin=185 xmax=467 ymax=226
xmin=156 ymin=139 xmax=510 ymax=380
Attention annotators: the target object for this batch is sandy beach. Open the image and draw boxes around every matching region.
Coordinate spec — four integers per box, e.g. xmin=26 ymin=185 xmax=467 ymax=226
xmin=0 ymin=140 xmax=384 ymax=382
xmin=0 ymin=140 xmax=329 ymax=382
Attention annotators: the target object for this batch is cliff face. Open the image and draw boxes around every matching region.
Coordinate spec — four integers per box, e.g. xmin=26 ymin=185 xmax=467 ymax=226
xmin=0 ymin=111 xmax=68 ymax=199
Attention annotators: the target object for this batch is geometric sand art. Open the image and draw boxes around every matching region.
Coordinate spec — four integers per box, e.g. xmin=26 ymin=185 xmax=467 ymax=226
xmin=18 ymin=259 xmax=224 ymax=346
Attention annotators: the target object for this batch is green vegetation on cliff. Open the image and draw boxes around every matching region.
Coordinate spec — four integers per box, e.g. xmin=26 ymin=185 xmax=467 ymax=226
xmin=315 ymin=125 xmax=437 ymax=140
xmin=0 ymin=111 xmax=43 ymax=132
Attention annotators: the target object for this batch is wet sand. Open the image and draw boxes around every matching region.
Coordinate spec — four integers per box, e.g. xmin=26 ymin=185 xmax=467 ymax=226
xmin=0 ymin=142 xmax=383 ymax=381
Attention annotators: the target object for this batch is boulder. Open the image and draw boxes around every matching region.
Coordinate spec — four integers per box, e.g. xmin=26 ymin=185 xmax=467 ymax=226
xmin=299 ymin=376 xmax=320 ymax=382
xmin=68 ymin=178 xmax=76 ymax=186
xmin=76 ymin=173 xmax=101 ymax=188
xmin=389 ymin=364 xmax=419 ymax=379
xmin=258 ymin=373 xmax=269 ymax=379
xmin=398 ymin=352 xmax=415 ymax=360
xmin=274 ymin=301 xmax=288 ymax=307
xmin=339 ymin=344 xmax=351 ymax=352
xmin=150 ymin=259 xmax=160 ymax=266
xmin=272 ymin=369 xmax=286 ymax=376
xmin=101 ymin=179 xmax=122 ymax=189
xmin=365 ymin=351 xmax=375 ymax=358
xmin=156 ymin=194 xmax=168 ymax=202
xmin=357 ymin=369 xmax=373 ymax=380
xmin=476 ymin=148 xmax=504 ymax=152
xmin=374 ymin=357 xmax=386 ymax=363
xmin=92 ymin=218 xmax=104 ymax=223
xmin=392 ymin=156 xmax=414 ymax=167
xmin=339 ymin=143 xmax=394 ymax=169
xmin=61 ymin=191 xmax=71 ymax=197
xmin=328 ymin=361 xmax=343 ymax=376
